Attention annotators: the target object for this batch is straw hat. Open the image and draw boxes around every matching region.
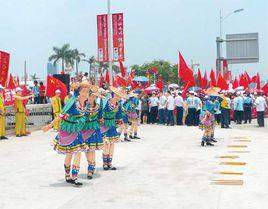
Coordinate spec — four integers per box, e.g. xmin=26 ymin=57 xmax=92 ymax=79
xmin=128 ymin=91 xmax=138 ymax=98
xmin=15 ymin=87 xmax=23 ymax=92
xmin=110 ymin=86 xmax=128 ymax=99
xmin=205 ymin=87 xmax=221 ymax=96
xmin=79 ymin=81 xmax=98 ymax=93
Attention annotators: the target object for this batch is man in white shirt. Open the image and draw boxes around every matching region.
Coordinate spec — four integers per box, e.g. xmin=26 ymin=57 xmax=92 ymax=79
xmin=194 ymin=93 xmax=202 ymax=126
xmin=175 ymin=91 xmax=184 ymax=125
xmin=166 ymin=91 xmax=175 ymax=126
xmin=158 ymin=92 xmax=167 ymax=124
xmin=255 ymin=92 xmax=267 ymax=127
xmin=82 ymin=72 xmax=89 ymax=82
xmin=148 ymin=92 xmax=159 ymax=124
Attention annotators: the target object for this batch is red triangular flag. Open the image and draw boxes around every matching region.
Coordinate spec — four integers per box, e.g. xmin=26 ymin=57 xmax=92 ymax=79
xmin=197 ymin=68 xmax=202 ymax=87
xmin=217 ymin=73 xmax=228 ymax=90
xmin=119 ymin=60 xmax=126 ymax=78
xmin=209 ymin=69 xmax=217 ymax=87
xmin=178 ymin=52 xmax=195 ymax=87
xmin=261 ymin=83 xmax=268 ymax=95
xmin=232 ymin=77 xmax=239 ymax=89
xmin=251 ymin=73 xmax=261 ymax=89
xmin=181 ymin=81 xmax=191 ymax=99
xmin=7 ymin=74 xmax=16 ymax=89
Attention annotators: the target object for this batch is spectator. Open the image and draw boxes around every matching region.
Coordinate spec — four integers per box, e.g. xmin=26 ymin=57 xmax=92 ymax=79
xmin=175 ymin=91 xmax=184 ymax=125
xmin=39 ymin=82 xmax=46 ymax=104
xmin=255 ymin=92 xmax=267 ymax=127
xmin=82 ymin=72 xmax=89 ymax=82
xmin=158 ymin=92 xmax=167 ymax=125
xmin=243 ymin=93 xmax=253 ymax=124
xmin=166 ymin=91 xmax=175 ymax=126
xmin=148 ymin=92 xmax=159 ymax=124
xmin=51 ymin=90 xmax=62 ymax=131
xmin=32 ymin=80 xmax=40 ymax=104
xmin=140 ymin=95 xmax=149 ymax=124
xmin=234 ymin=93 xmax=244 ymax=124
xmin=186 ymin=91 xmax=196 ymax=126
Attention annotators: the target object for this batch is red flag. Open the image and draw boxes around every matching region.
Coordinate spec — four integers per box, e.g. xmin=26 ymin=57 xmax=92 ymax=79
xmin=262 ymin=83 xmax=268 ymax=95
xmin=239 ymin=73 xmax=249 ymax=89
xmin=7 ymin=74 xmax=16 ymax=89
xmin=217 ymin=73 xmax=228 ymax=90
xmin=178 ymin=52 xmax=195 ymax=87
xmin=104 ymin=70 xmax=110 ymax=83
xmin=197 ymin=68 xmax=202 ymax=87
xmin=156 ymin=74 xmax=164 ymax=91
xmin=119 ymin=60 xmax=126 ymax=78
xmin=116 ymin=75 xmax=127 ymax=87
xmin=46 ymin=75 xmax=67 ymax=100
xmin=244 ymin=72 xmax=251 ymax=84
xmin=232 ymin=77 xmax=239 ymax=89
xmin=181 ymin=81 xmax=191 ymax=99
xmin=129 ymin=70 xmax=134 ymax=79
xmin=209 ymin=69 xmax=217 ymax=87
xmin=152 ymin=66 xmax=158 ymax=74
xmin=112 ymin=77 xmax=118 ymax=87
xmin=251 ymin=73 xmax=261 ymax=89
xmin=201 ymin=70 xmax=208 ymax=89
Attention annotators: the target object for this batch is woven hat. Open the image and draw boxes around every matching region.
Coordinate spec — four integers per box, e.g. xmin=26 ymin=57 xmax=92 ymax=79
xmin=110 ymin=86 xmax=128 ymax=99
xmin=205 ymin=87 xmax=221 ymax=96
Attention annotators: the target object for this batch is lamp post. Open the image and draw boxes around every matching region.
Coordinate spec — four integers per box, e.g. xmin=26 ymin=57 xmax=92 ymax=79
xmin=217 ymin=8 xmax=244 ymax=74
xmin=220 ymin=8 xmax=244 ymax=38
xmin=107 ymin=0 xmax=113 ymax=86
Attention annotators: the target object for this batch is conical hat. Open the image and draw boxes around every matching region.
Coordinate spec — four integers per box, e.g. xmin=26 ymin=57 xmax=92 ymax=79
xmin=206 ymin=87 xmax=221 ymax=95
xmin=110 ymin=86 xmax=128 ymax=99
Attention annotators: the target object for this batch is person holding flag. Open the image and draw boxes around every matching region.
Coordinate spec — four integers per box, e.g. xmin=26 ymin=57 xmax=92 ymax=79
xmin=0 ymin=84 xmax=8 ymax=140
xmin=14 ymin=87 xmax=34 ymax=137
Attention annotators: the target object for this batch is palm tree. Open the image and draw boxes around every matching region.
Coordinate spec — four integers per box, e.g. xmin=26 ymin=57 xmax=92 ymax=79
xmin=48 ymin=44 xmax=72 ymax=73
xmin=82 ymin=56 xmax=96 ymax=77
xmin=71 ymin=49 xmax=85 ymax=76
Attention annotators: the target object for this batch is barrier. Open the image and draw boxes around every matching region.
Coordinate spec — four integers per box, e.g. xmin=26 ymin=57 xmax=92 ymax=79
xmin=5 ymin=104 xmax=53 ymax=129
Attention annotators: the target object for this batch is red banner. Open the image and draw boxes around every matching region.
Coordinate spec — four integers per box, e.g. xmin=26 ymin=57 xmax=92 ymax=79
xmin=0 ymin=51 xmax=10 ymax=87
xmin=3 ymin=88 xmax=14 ymax=106
xmin=97 ymin=14 xmax=109 ymax=62
xmin=112 ymin=13 xmax=125 ymax=62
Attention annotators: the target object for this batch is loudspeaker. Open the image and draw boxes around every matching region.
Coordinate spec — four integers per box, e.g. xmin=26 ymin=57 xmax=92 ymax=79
xmin=53 ymin=74 xmax=70 ymax=93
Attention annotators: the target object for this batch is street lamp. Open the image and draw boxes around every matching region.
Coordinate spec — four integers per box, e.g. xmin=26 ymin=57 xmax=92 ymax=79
xmin=220 ymin=8 xmax=244 ymax=38
xmin=217 ymin=8 xmax=244 ymax=74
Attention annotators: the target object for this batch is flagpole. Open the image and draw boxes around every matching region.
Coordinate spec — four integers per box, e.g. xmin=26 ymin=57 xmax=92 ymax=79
xmin=107 ymin=0 xmax=113 ymax=86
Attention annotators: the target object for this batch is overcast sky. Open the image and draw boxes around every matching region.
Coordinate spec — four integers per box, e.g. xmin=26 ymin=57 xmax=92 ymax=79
xmin=0 ymin=0 xmax=267 ymax=79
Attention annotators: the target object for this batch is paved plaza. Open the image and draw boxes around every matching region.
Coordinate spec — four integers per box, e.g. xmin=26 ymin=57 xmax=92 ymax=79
xmin=0 ymin=121 xmax=267 ymax=209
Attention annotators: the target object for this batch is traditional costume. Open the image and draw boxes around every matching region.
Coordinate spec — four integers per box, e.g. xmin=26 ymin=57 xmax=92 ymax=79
xmin=83 ymin=95 xmax=104 ymax=179
xmin=102 ymin=86 xmax=126 ymax=171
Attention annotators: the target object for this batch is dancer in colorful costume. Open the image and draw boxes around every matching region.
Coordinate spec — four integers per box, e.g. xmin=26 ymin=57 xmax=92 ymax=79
xmin=119 ymin=98 xmax=131 ymax=142
xmin=83 ymin=89 xmax=105 ymax=179
xmin=125 ymin=91 xmax=140 ymax=139
xmin=102 ymin=86 xmax=127 ymax=170
xmin=43 ymin=82 xmax=92 ymax=186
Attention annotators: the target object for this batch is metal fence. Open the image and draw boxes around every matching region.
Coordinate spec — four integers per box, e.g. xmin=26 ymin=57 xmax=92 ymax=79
xmin=5 ymin=104 xmax=53 ymax=129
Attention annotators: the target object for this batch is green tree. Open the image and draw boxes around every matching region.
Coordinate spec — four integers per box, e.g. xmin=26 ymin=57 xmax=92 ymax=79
xmin=71 ymin=49 xmax=86 ymax=76
xmin=48 ymin=44 xmax=72 ymax=73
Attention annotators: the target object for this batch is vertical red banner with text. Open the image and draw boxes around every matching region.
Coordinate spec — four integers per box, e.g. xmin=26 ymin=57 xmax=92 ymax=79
xmin=0 ymin=51 xmax=10 ymax=87
xmin=112 ymin=13 xmax=125 ymax=62
xmin=97 ymin=14 xmax=109 ymax=62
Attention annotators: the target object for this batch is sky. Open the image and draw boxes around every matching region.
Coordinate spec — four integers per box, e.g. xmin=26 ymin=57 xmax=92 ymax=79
xmin=0 ymin=0 xmax=267 ymax=80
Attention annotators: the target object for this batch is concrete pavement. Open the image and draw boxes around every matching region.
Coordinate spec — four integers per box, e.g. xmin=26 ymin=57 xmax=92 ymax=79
xmin=0 ymin=121 xmax=267 ymax=209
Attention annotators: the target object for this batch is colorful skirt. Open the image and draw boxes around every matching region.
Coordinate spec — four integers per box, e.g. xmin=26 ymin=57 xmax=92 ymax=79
xmin=127 ymin=112 xmax=139 ymax=123
xmin=53 ymin=132 xmax=85 ymax=155
xmin=104 ymin=126 xmax=120 ymax=144
xmin=84 ymin=129 xmax=104 ymax=151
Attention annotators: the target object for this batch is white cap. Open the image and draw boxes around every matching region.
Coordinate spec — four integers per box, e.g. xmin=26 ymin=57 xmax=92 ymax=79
xmin=55 ymin=89 xmax=61 ymax=94
xmin=15 ymin=87 xmax=23 ymax=92
xmin=0 ymin=84 xmax=4 ymax=89
xmin=189 ymin=91 xmax=194 ymax=94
